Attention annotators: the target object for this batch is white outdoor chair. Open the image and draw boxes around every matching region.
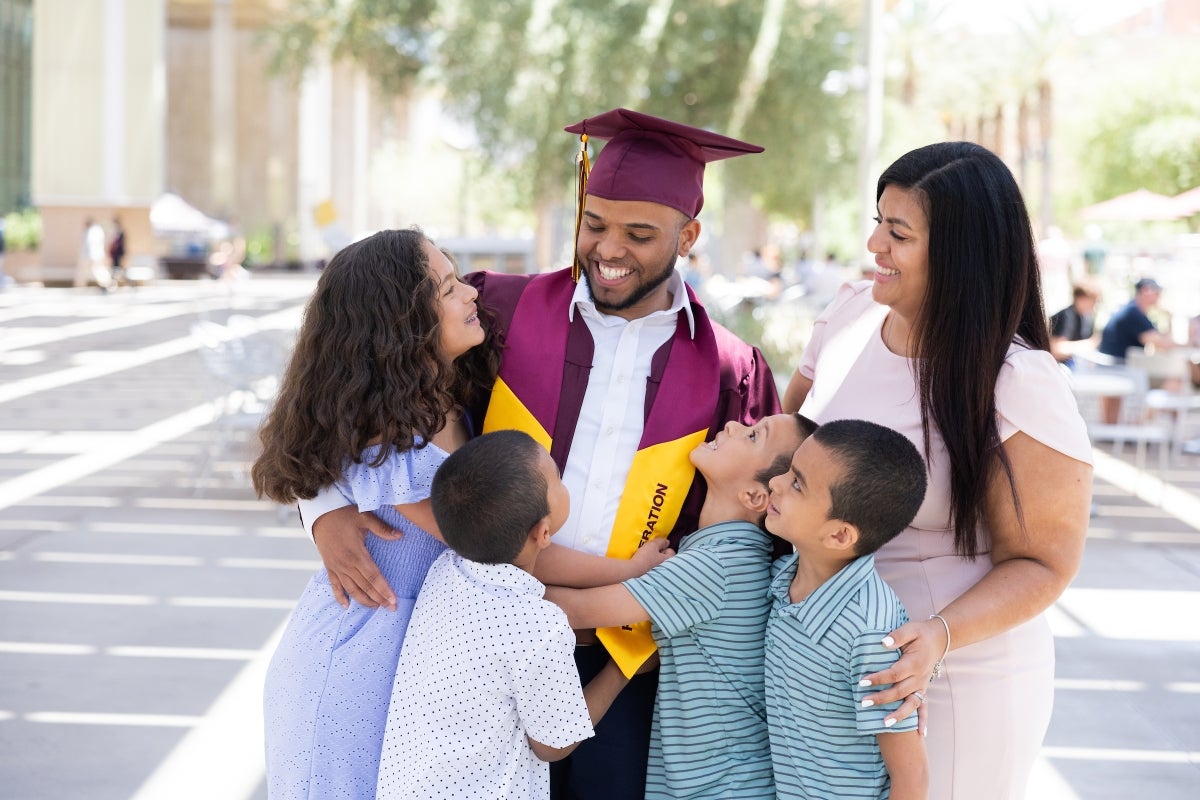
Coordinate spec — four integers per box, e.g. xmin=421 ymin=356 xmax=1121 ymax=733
xmin=1070 ymin=363 xmax=1170 ymax=473
xmin=190 ymin=316 xmax=283 ymax=495
xmin=1126 ymin=348 xmax=1200 ymax=462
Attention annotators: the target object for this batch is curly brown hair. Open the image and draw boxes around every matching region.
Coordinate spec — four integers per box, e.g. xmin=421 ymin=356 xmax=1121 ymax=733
xmin=251 ymin=228 xmax=498 ymax=504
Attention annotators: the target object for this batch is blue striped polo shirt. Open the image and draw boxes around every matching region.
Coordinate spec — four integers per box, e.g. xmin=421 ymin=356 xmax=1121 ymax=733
xmin=764 ymin=553 xmax=915 ymax=799
xmin=623 ymin=520 xmax=775 ymax=799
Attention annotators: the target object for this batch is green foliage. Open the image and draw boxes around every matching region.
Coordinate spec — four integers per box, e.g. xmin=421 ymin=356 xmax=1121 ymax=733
xmin=244 ymin=228 xmax=276 ymax=266
xmin=2 ymin=207 xmax=41 ymax=251
xmin=257 ymin=0 xmax=861 ymax=220
xmin=261 ymin=0 xmax=438 ymax=94
xmin=1082 ymin=94 xmax=1200 ymax=201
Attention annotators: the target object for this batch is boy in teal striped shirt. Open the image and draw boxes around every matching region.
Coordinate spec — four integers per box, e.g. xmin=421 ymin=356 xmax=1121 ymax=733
xmin=546 ymin=412 xmax=813 ymax=799
xmin=763 ymin=419 xmax=928 ymax=799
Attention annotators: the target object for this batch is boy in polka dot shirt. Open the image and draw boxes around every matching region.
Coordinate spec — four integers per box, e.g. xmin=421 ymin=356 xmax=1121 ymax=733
xmin=545 ymin=412 xmax=812 ymax=799
xmin=375 ymin=430 xmax=636 ymax=800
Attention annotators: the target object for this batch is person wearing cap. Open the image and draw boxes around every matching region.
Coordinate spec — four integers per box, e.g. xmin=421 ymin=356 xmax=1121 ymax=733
xmin=1097 ymin=277 xmax=1175 ymax=422
xmin=300 ymin=108 xmax=780 ymax=799
xmin=1098 ymin=278 xmax=1173 ymax=362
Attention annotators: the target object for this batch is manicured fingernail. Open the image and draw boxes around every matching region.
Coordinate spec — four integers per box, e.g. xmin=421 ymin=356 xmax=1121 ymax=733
xmin=884 ymin=717 xmax=896 ymax=727
xmin=881 ymin=636 xmax=895 ymax=647
xmin=861 ymin=699 xmax=874 ymax=708
xmin=922 ymin=727 xmax=928 ymax=737
xmin=858 ymin=678 xmax=872 ymax=687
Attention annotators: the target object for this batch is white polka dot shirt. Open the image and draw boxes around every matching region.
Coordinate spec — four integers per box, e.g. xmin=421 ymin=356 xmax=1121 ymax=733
xmin=376 ymin=550 xmax=594 ymax=799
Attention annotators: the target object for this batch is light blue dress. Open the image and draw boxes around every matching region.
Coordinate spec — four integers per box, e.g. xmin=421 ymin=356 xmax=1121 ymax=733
xmin=263 ymin=441 xmax=448 ymax=799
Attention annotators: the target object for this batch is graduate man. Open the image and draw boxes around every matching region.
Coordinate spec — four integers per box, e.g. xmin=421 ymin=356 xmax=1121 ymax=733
xmin=303 ymin=108 xmax=781 ymax=800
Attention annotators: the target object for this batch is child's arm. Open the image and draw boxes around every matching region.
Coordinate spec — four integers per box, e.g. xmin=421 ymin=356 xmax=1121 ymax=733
xmin=544 ymin=583 xmax=651 ymax=630
xmin=528 ymin=660 xmax=633 ymax=762
xmin=532 ymin=539 xmax=673 ymax=588
xmin=391 ymin=500 xmax=443 ymax=542
xmin=877 ymin=730 xmax=928 ymax=800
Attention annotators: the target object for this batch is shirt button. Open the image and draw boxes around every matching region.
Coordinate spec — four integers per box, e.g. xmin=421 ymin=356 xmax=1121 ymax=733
xmin=605 ymin=426 xmax=615 ymax=436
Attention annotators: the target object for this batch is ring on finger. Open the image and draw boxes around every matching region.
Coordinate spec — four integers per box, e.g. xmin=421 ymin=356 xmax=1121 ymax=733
xmin=912 ymin=690 xmax=926 ymax=706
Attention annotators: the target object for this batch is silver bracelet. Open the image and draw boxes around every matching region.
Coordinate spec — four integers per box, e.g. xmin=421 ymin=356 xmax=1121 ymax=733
xmin=928 ymin=613 xmax=951 ymax=680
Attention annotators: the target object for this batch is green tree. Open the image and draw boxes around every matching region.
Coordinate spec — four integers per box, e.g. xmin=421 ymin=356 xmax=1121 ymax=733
xmin=261 ymin=0 xmax=860 ymax=231
xmin=1081 ymin=85 xmax=1200 ymax=202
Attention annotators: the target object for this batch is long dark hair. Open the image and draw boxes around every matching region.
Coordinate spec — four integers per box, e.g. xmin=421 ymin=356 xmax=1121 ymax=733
xmin=251 ymin=228 xmax=498 ymax=504
xmin=877 ymin=142 xmax=1048 ymax=558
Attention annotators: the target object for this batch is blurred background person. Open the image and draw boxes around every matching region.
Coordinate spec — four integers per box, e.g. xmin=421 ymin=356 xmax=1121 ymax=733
xmin=74 ymin=217 xmax=111 ymax=291
xmin=1097 ymin=277 xmax=1176 ymax=422
xmin=108 ymin=216 xmax=126 ymax=287
xmin=1049 ymin=281 xmax=1101 ymax=369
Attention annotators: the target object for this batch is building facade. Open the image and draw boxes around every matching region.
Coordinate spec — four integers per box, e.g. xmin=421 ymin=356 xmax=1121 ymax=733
xmin=0 ymin=0 xmax=33 ymax=214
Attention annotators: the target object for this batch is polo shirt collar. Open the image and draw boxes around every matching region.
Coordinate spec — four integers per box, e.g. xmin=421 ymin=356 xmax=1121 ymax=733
xmin=681 ymin=519 xmax=768 ymax=553
xmin=456 ymin=556 xmax=545 ymax=596
xmin=771 ymin=553 xmax=877 ymax=642
xmin=568 ymin=269 xmax=697 ymax=338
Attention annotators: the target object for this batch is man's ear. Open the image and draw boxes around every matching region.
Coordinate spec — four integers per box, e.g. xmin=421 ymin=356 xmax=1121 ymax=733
xmin=677 ymin=219 xmax=702 ymax=257
xmin=739 ymin=483 xmax=771 ymax=515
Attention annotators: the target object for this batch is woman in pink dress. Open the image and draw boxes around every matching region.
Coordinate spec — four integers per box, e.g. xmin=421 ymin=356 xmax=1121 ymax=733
xmin=782 ymin=142 xmax=1092 ymax=799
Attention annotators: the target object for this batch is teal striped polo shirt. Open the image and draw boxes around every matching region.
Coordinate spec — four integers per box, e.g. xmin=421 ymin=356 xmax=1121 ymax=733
xmin=764 ymin=553 xmax=915 ymax=799
xmin=623 ymin=520 xmax=775 ymax=799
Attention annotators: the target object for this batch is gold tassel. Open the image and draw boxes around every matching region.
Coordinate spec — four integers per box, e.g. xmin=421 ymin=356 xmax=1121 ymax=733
xmin=572 ymin=133 xmax=590 ymax=283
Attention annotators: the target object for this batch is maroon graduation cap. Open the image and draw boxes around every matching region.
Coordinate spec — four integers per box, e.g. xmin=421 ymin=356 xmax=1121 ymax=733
xmin=565 ymin=108 xmax=764 ymax=219
xmin=563 ymin=108 xmax=763 ymax=280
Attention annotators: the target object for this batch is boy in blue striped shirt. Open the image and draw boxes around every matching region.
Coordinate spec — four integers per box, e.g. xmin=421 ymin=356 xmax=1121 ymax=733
xmin=546 ymin=412 xmax=813 ymax=799
xmin=763 ymin=419 xmax=928 ymax=799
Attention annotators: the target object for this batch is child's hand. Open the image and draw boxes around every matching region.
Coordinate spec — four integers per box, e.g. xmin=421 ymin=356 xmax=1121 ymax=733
xmin=628 ymin=538 xmax=674 ymax=578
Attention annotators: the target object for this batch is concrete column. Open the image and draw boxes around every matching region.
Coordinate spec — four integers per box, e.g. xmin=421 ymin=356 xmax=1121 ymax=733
xmin=210 ymin=0 xmax=235 ymax=216
xmin=297 ymin=53 xmax=333 ymax=262
xmin=102 ymin=0 xmax=125 ymax=199
xmin=351 ymin=70 xmax=370 ymax=238
xmin=31 ymin=0 xmax=163 ymax=274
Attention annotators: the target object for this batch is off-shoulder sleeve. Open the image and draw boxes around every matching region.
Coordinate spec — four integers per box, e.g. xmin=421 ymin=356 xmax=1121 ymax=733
xmin=996 ymin=349 xmax=1093 ymax=464
xmin=334 ymin=444 xmax=445 ymax=512
xmin=797 ymin=281 xmax=874 ymax=381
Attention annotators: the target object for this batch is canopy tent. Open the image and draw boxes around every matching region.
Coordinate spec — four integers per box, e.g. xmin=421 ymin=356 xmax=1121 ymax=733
xmin=1078 ymin=189 xmax=1184 ymax=222
xmin=1170 ymin=186 xmax=1200 ymax=217
xmin=150 ymin=193 xmax=230 ymax=239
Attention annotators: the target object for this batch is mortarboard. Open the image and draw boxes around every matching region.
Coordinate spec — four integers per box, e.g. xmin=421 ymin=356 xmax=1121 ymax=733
xmin=564 ymin=108 xmax=763 ymax=280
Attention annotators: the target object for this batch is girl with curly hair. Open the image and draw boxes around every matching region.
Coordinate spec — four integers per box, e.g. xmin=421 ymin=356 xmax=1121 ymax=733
xmin=251 ymin=227 xmax=498 ymax=799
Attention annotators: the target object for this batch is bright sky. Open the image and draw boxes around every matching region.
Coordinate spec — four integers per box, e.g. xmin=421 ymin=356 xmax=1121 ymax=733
xmin=931 ymin=0 xmax=1160 ymax=35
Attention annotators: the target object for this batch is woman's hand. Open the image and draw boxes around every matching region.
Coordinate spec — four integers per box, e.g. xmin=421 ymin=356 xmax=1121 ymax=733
xmin=861 ymin=616 xmax=948 ymax=733
xmin=627 ymin=538 xmax=675 ymax=578
xmin=312 ymin=506 xmax=401 ymax=610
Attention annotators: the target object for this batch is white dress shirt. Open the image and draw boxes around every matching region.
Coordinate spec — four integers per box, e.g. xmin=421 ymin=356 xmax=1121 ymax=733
xmin=558 ymin=270 xmax=694 ymax=555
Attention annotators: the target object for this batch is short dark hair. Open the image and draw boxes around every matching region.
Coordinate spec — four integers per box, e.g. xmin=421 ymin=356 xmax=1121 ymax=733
xmin=430 ymin=430 xmax=551 ymax=564
xmin=752 ymin=413 xmax=817 ymax=488
xmin=813 ymin=420 xmax=927 ymax=556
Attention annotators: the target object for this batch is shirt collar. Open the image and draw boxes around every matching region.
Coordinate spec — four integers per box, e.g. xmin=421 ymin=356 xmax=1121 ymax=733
xmin=456 ymin=555 xmax=546 ymax=597
xmin=680 ymin=520 xmax=769 ymax=553
xmin=568 ymin=268 xmax=697 ymax=338
xmin=770 ymin=553 xmax=877 ymax=642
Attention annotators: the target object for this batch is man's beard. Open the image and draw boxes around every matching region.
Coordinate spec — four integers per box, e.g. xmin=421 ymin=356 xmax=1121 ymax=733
xmin=587 ymin=252 xmax=676 ymax=314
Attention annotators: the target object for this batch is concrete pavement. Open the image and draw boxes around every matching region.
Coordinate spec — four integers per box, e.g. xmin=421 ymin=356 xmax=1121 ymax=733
xmin=0 ymin=275 xmax=1197 ymax=799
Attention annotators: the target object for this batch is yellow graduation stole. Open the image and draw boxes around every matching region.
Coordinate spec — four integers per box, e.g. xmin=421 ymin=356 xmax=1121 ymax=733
xmin=482 ymin=271 xmax=718 ymax=677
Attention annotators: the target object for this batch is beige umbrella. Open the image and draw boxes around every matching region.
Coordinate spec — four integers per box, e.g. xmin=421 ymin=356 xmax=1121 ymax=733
xmin=1078 ymin=189 xmax=1184 ymax=222
xmin=1169 ymin=186 xmax=1200 ymax=217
